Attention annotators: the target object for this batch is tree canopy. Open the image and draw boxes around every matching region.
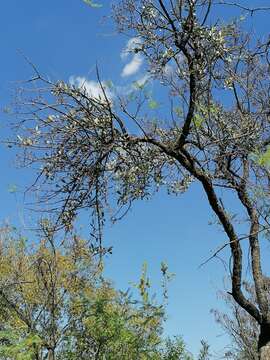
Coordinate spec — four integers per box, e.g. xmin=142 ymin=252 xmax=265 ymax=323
xmin=0 ymin=223 xmax=209 ymax=359
xmin=9 ymin=0 xmax=270 ymax=358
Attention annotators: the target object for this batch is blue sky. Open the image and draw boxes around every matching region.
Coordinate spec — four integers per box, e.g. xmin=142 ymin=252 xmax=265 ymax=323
xmin=0 ymin=0 xmax=269 ymax=356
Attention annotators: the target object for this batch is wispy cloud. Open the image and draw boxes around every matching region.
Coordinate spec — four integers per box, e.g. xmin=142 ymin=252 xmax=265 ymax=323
xmin=121 ymin=37 xmax=143 ymax=77
xmin=69 ymin=37 xmax=148 ymax=101
xmin=69 ymin=76 xmax=113 ymax=102
xmin=121 ymin=55 xmax=143 ymax=77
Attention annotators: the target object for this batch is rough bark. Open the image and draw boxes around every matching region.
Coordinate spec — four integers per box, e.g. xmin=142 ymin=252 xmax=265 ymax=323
xmin=258 ymin=323 xmax=270 ymax=360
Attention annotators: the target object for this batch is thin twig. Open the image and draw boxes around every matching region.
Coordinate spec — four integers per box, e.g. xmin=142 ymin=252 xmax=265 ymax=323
xmin=199 ymin=227 xmax=270 ymax=269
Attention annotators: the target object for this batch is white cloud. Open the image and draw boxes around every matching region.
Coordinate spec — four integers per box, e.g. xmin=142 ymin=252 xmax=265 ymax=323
xmin=121 ymin=37 xmax=144 ymax=77
xmin=121 ymin=54 xmax=143 ymax=77
xmin=69 ymin=76 xmax=113 ymax=102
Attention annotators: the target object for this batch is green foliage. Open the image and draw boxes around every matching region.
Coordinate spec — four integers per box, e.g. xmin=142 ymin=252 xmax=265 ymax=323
xmin=132 ymin=79 xmax=148 ymax=90
xmin=0 ymin=226 xmax=200 ymax=359
xmin=161 ymin=337 xmax=193 ymax=360
xmin=0 ymin=330 xmax=42 ymax=360
xmin=148 ymin=99 xmax=159 ymax=110
xmin=255 ymin=147 xmax=270 ymax=167
xmin=11 ymin=0 xmax=270 ymax=358
xmin=192 ymin=114 xmax=204 ymax=128
xmin=7 ymin=184 xmax=17 ymax=193
xmin=174 ymin=107 xmax=183 ymax=117
xmin=198 ymin=340 xmax=211 ymax=360
xmin=62 ymin=287 xmax=163 ymax=359
xmin=83 ymin=0 xmax=102 ymax=8
xmin=0 ymin=226 xmax=210 ymax=359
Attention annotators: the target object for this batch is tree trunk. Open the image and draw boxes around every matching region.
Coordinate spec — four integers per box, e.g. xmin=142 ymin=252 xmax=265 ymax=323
xmin=47 ymin=348 xmax=55 ymax=360
xmin=258 ymin=323 xmax=270 ymax=360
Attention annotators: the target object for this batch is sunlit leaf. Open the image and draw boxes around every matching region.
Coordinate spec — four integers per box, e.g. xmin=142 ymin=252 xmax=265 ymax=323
xmin=174 ymin=106 xmax=183 ymax=117
xmin=8 ymin=184 xmax=18 ymax=193
xmin=83 ymin=0 xmax=102 ymax=8
xmin=193 ymin=114 xmax=204 ymax=128
xmin=148 ymin=99 xmax=159 ymax=110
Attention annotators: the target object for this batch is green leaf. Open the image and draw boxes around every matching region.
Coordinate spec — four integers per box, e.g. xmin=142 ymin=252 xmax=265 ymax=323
xmin=8 ymin=184 xmax=18 ymax=193
xmin=174 ymin=106 xmax=183 ymax=117
xmin=148 ymin=99 xmax=159 ymax=110
xmin=104 ymin=79 xmax=114 ymax=89
xmin=83 ymin=0 xmax=102 ymax=8
xmin=258 ymin=148 xmax=270 ymax=166
xmin=133 ymin=81 xmax=146 ymax=90
xmin=193 ymin=114 xmax=204 ymax=128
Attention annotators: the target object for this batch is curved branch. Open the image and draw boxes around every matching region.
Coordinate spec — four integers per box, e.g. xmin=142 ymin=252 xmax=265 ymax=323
xmin=235 ymin=159 xmax=268 ymax=320
xmin=175 ymin=150 xmax=262 ymax=323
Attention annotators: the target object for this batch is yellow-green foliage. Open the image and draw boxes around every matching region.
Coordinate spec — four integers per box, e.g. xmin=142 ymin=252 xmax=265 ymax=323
xmin=0 ymin=225 xmax=101 ymax=359
xmin=257 ymin=147 xmax=270 ymax=167
xmin=0 ymin=226 xmax=189 ymax=360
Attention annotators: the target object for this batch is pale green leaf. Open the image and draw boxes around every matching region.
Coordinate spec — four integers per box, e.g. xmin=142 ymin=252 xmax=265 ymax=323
xmin=148 ymin=99 xmax=159 ymax=110
xmin=83 ymin=0 xmax=102 ymax=8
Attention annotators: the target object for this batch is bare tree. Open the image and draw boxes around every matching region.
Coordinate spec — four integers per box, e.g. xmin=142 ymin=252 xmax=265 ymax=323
xmin=213 ymin=282 xmax=260 ymax=360
xmin=10 ymin=1 xmax=270 ymax=358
